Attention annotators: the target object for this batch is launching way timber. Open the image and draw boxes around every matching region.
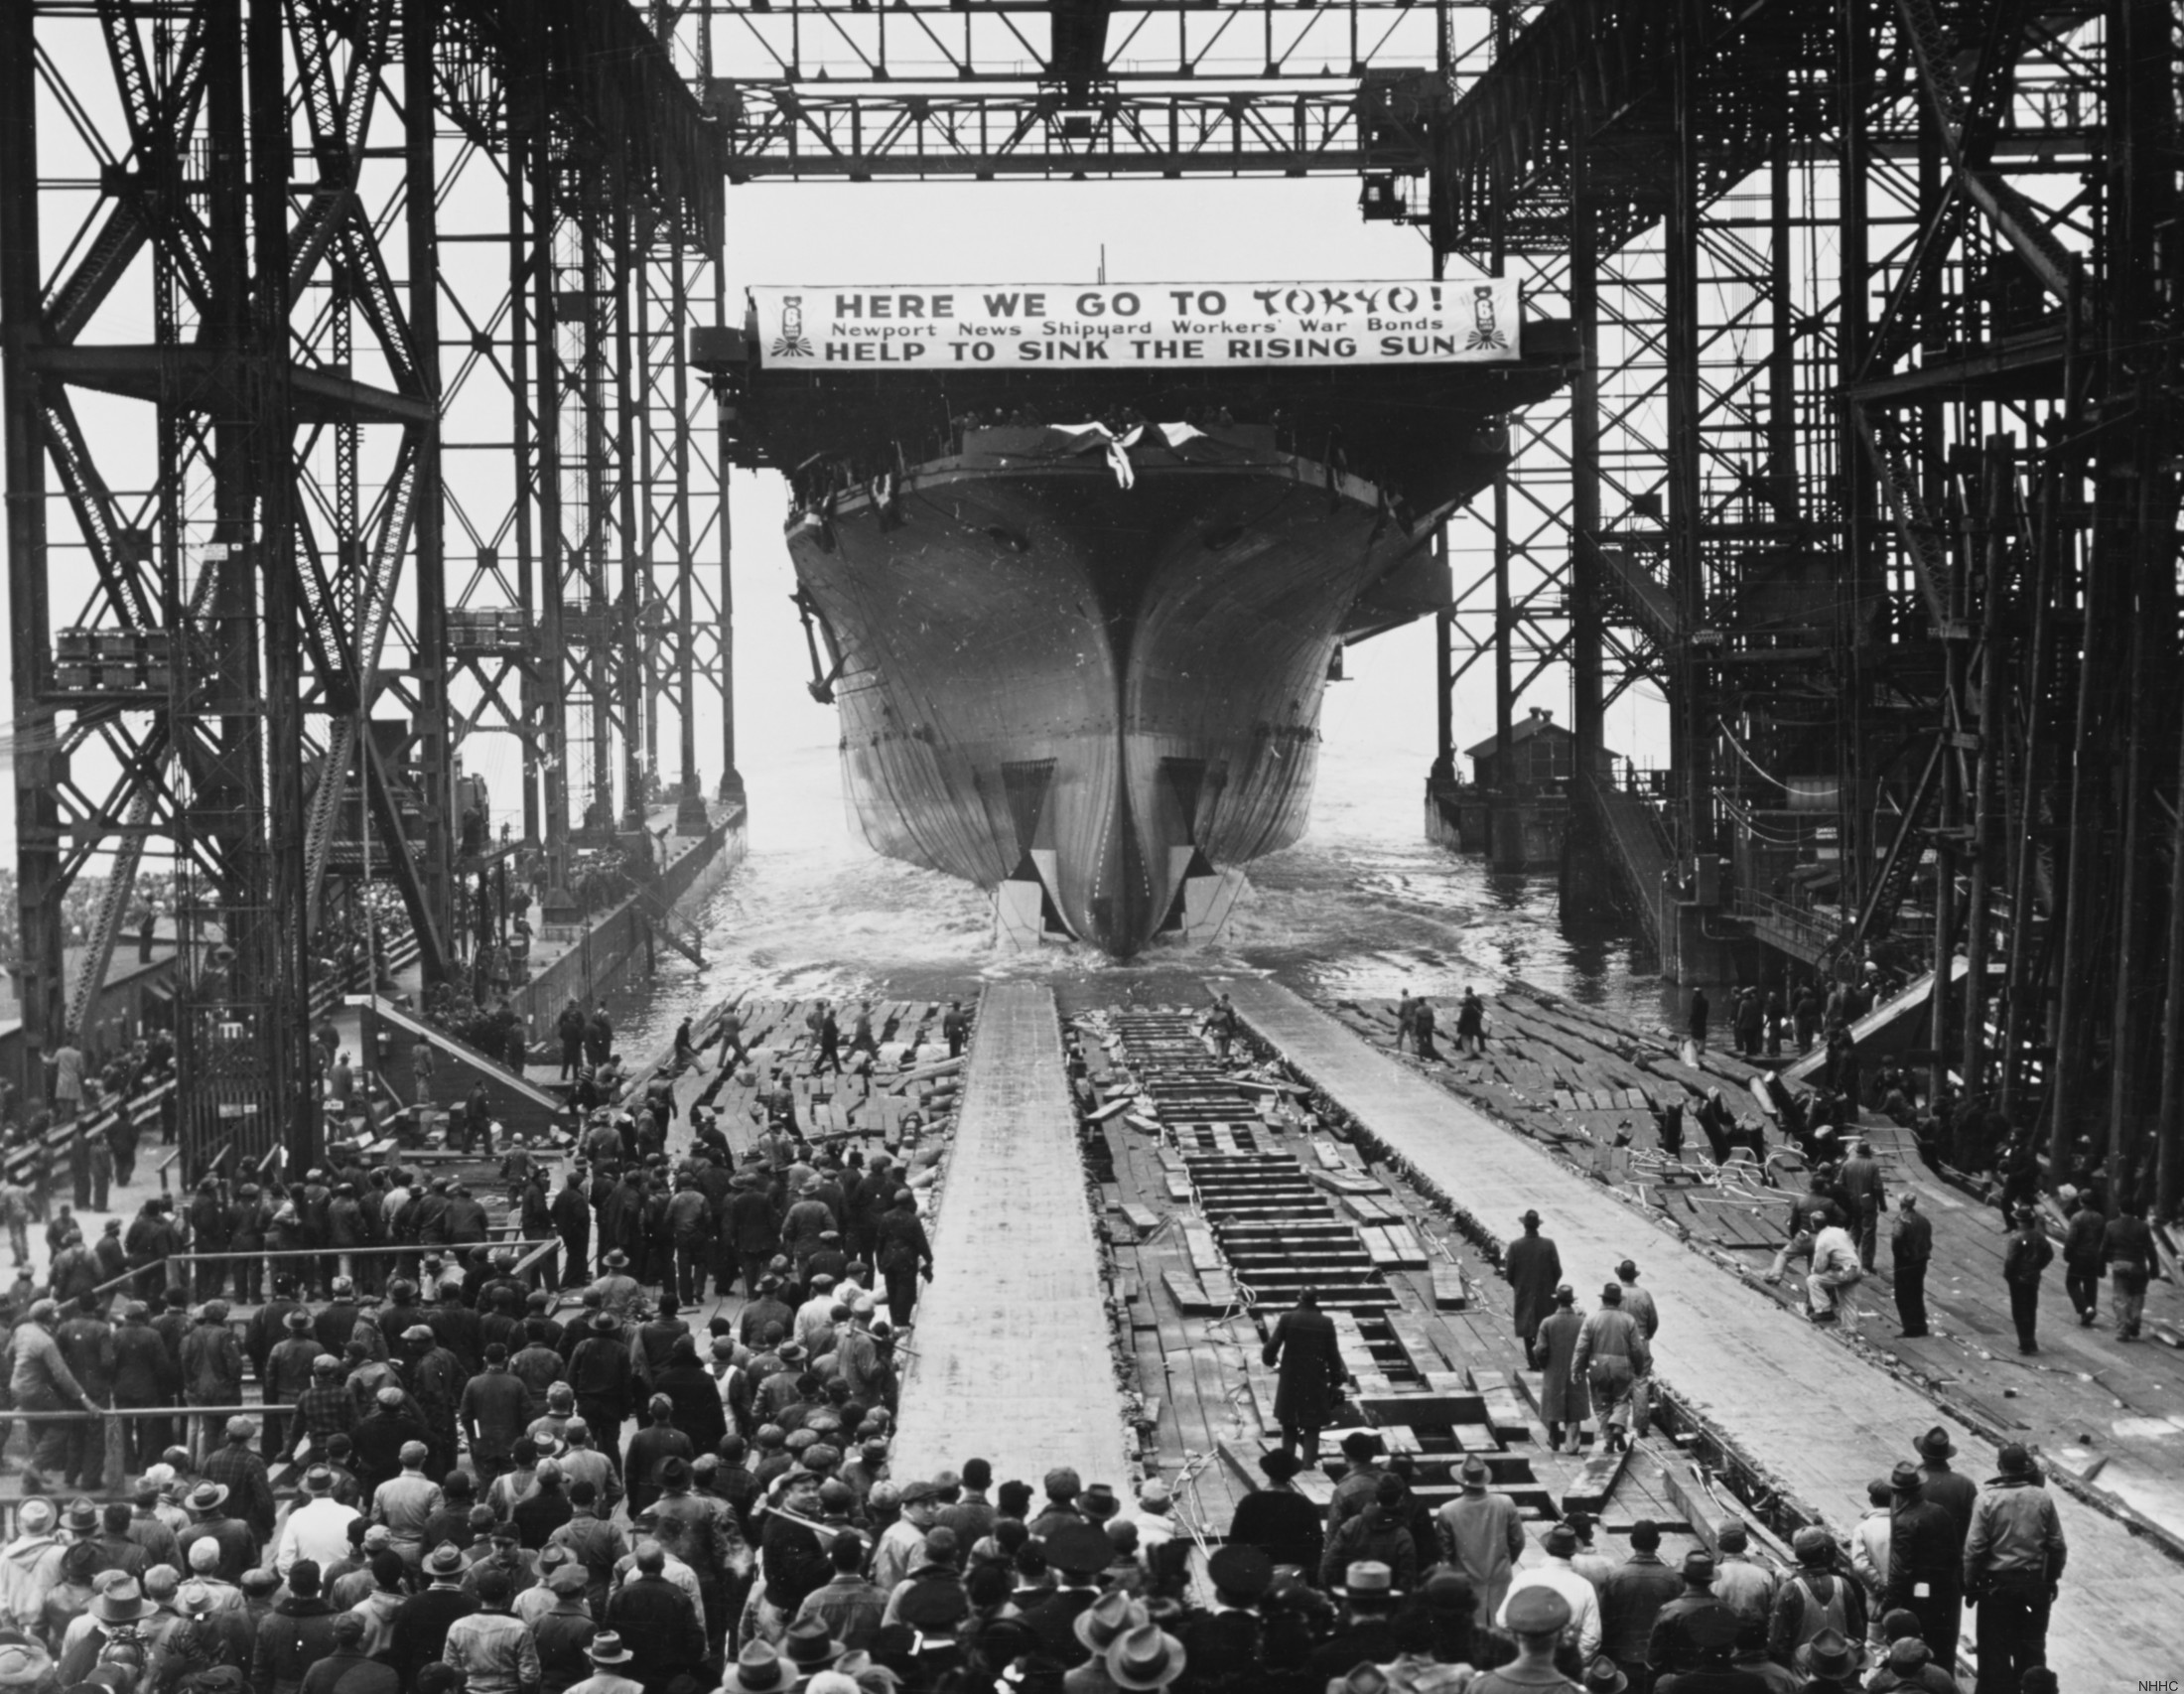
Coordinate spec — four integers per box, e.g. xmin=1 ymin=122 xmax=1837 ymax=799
xmin=710 ymin=281 xmax=1575 ymax=954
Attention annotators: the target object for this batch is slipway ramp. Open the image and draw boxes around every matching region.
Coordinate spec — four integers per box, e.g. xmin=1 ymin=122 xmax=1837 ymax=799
xmin=1779 ymin=955 xmax=1972 ymax=1086
xmin=350 ymin=994 xmax=565 ymax=1119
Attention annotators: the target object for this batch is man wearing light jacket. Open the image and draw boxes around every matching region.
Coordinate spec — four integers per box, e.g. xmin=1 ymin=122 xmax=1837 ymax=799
xmin=1964 ymin=1444 xmax=2066 ymax=1694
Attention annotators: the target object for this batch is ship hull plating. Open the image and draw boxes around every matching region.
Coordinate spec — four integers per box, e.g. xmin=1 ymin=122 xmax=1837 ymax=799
xmin=788 ymin=431 xmax=1453 ymax=955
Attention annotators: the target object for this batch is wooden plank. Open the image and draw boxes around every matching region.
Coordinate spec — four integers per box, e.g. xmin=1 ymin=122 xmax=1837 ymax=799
xmin=1377 ymin=1223 xmax=1430 ymax=1268
xmin=1563 ymin=1444 xmax=1629 ymax=1516
xmin=1431 ymin=1261 xmax=1470 ymax=1311
xmin=1308 ymin=1168 xmax=1388 ymax=1197
xmin=1384 ymin=1312 xmax=1448 ymax=1375
xmin=1181 ymin=1222 xmax=1225 ymax=1274
xmin=1118 ymin=1202 xmax=1162 ymax=1232
xmin=1162 ymin=1268 xmax=1219 ymax=1316
xmin=1377 ymin=1424 xmax=1423 ymax=1456
xmin=1469 ymin=1369 xmax=1534 ymax=1440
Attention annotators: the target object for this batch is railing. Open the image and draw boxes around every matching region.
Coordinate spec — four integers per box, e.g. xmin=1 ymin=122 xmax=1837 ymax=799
xmin=87 ymin=1231 xmax=560 ymax=1303
xmin=308 ymin=926 xmax=424 ymax=1022
xmin=3 ymin=1074 xmax=176 ymax=1196
xmin=1737 ymin=890 xmax=1841 ymax=964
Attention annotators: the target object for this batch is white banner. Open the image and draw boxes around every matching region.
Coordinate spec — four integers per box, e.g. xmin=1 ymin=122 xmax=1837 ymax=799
xmin=751 ymin=279 xmax=1520 ymax=371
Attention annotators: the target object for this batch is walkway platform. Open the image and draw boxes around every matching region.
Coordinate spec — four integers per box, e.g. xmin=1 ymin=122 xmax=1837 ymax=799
xmin=1217 ymin=976 xmax=2174 ymax=1688
xmin=892 ymin=984 xmax=1129 ymax=1491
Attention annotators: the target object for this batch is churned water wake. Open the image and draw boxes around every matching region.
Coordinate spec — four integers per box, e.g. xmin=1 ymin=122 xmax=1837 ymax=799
xmin=602 ymin=728 xmax=1677 ymax=1063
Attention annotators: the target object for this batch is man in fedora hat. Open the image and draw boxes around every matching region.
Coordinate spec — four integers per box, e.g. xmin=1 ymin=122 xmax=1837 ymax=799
xmin=1912 ymin=1428 xmax=1978 ymax=1548
xmin=567 ymin=1314 xmax=635 ymax=1467
xmin=1307 ymin=1561 xmax=1405 ymax=1683
xmin=1436 ymin=1455 xmax=1526 ymax=1623
xmin=1963 ymin=1443 xmax=2066 ymax=1694
xmin=1103 ymin=1621 xmax=1185 ymax=1692
xmin=1226 ymin=1448 xmax=1322 ymax=1576
xmin=1259 ymin=1288 xmax=1350 ymax=1467
xmin=1501 ymin=1522 xmax=1602 ymax=1660
xmin=589 ymin=1252 xmax=641 ymax=1319
xmin=717 ymin=1639 xmax=792 ymax=1694
xmin=177 ymin=1480 xmax=257 ymax=1583
xmin=1647 ymin=1552 xmax=1724 ymax=1679
xmin=1533 ymin=1285 xmax=1590 ymax=1454
xmin=1651 ymin=1603 xmax=1762 ymax=1694
xmin=1884 ymin=1462 xmax=1963 ymax=1672
xmin=1795 ymin=1627 xmax=1862 ymax=1692
xmin=1507 ymin=1211 xmax=1563 ymax=1348
xmin=54 ymin=1573 xmax=157 ymax=1684
xmin=391 ymin=1543 xmax=480 ymax=1686
xmin=1064 ymin=1587 xmax=1149 ymax=1690
xmin=1019 ymin=1520 xmax=1114 ymax=1671
xmin=560 ymin=1629 xmax=640 ymax=1694
xmin=1582 ymin=1658 xmax=1630 ymax=1694
xmin=276 ymin=1467 xmax=360 ymax=1579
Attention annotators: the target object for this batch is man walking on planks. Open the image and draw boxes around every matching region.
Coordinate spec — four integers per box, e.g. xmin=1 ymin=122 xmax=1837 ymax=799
xmin=1572 ymin=1283 xmax=1652 ymax=1454
xmin=1260 ymin=1288 xmax=1349 ymax=1466
xmin=1505 ymin=1210 xmax=1563 ymax=1348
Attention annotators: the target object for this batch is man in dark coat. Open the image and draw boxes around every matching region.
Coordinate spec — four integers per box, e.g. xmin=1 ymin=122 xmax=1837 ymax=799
xmin=1530 ymin=1284 xmax=1588 ymax=1452
xmin=1505 ymin=1209 xmax=1562 ymax=1346
xmin=1885 ymin=1461 xmax=1964 ymax=1671
xmin=651 ymin=1338 xmax=728 ymax=1458
xmin=391 ymin=1542 xmax=480 ymax=1685
xmin=112 ymin=1299 xmax=179 ymax=1471
xmin=56 ymin=1291 xmax=117 ymax=1488
xmin=602 ymin=1541 xmax=706 ymax=1693
xmin=251 ymin=1557 xmax=341 ymax=1694
xmin=460 ymin=1345 xmax=534 ymax=1480
xmin=553 ymin=1171 xmax=592 ymax=1285
xmin=874 ymin=1189 xmax=933 ymax=1327
xmin=1225 ymin=1450 xmax=1322 ymax=1575
xmin=187 ymin=1179 xmax=231 ymax=1301
xmin=353 ymin=1386 xmax=433 ymax=1497
xmin=429 ymin=1286 xmax=484 ymax=1376
xmin=1259 ymin=1288 xmax=1348 ymax=1465
xmin=1891 ymin=1195 xmax=1934 ymax=1339
xmin=568 ymin=1311 xmax=636 ymax=1464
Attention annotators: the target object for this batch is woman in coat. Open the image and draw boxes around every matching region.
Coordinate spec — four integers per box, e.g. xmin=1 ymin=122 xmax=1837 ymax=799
xmin=1531 ymin=1284 xmax=1589 ymax=1452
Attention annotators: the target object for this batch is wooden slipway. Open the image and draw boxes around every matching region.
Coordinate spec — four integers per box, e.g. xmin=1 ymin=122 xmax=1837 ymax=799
xmin=891 ymin=984 xmax=1131 ymax=1489
xmin=1081 ymin=1005 xmax=1706 ymax=1562
xmin=1217 ymin=976 xmax=2174 ymax=1687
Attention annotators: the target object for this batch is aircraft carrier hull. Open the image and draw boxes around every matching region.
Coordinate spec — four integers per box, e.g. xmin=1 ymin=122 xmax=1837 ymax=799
xmin=788 ymin=427 xmax=1470 ymax=954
